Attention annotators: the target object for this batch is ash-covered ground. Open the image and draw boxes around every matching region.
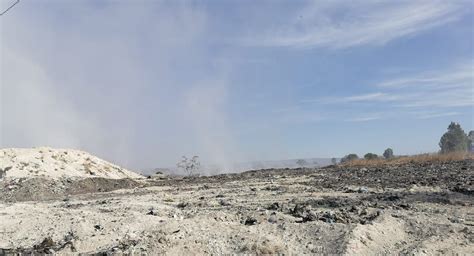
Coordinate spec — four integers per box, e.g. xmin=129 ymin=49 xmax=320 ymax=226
xmin=0 ymin=160 xmax=473 ymax=255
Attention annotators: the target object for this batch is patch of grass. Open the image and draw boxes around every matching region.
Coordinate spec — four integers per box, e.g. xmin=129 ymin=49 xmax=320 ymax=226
xmin=341 ymin=152 xmax=473 ymax=167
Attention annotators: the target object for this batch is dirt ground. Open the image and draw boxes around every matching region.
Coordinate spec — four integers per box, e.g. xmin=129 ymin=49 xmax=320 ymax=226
xmin=0 ymin=160 xmax=472 ymax=255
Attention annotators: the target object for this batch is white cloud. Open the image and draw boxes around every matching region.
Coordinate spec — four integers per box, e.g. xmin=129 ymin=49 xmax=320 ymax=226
xmin=378 ymin=64 xmax=473 ymax=89
xmin=382 ymin=63 xmax=474 ymax=108
xmin=302 ymin=62 xmax=473 ymax=121
xmin=343 ymin=93 xmax=395 ymax=102
xmin=306 ymin=92 xmax=400 ymax=104
xmin=346 ymin=116 xmax=381 ymax=122
xmin=413 ymin=111 xmax=460 ymax=119
xmin=329 ymin=63 xmax=472 ymax=108
xmin=244 ymin=1 xmax=466 ymax=49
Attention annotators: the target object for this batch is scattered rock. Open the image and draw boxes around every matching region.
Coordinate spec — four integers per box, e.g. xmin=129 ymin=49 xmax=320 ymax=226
xmin=147 ymin=208 xmax=158 ymax=216
xmin=244 ymin=217 xmax=258 ymax=225
xmin=448 ymin=217 xmax=464 ymax=224
xmin=34 ymin=237 xmax=54 ymax=252
xmin=301 ymin=211 xmax=318 ymax=223
xmin=264 ymin=185 xmax=285 ymax=192
xmin=219 ymin=199 xmax=231 ymax=206
xmin=268 ymin=215 xmax=278 ymax=224
xmin=177 ymin=202 xmax=189 ymax=209
xmin=344 ymin=186 xmax=369 ymax=193
xmin=267 ymin=202 xmax=280 ymax=210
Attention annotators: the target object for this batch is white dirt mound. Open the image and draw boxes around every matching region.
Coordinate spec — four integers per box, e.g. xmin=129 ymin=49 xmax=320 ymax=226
xmin=0 ymin=147 xmax=143 ymax=179
xmin=344 ymin=215 xmax=406 ymax=255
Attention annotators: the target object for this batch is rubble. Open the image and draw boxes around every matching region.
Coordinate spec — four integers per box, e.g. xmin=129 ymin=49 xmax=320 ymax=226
xmin=0 ymin=159 xmax=472 ymax=255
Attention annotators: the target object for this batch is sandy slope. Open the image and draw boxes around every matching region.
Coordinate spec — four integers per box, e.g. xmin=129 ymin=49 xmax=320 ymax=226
xmin=0 ymin=147 xmax=142 ymax=179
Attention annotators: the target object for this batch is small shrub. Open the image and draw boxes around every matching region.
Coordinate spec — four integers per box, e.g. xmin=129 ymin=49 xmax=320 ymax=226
xmin=341 ymin=154 xmax=359 ymax=163
xmin=364 ymin=153 xmax=378 ymax=160
xmin=340 ymin=152 xmax=472 ymax=167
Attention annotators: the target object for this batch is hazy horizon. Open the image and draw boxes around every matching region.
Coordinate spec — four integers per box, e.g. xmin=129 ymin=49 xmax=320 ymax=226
xmin=1 ymin=0 xmax=473 ymax=170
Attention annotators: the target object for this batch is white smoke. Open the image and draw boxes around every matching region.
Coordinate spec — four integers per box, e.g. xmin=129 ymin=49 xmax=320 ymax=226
xmin=0 ymin=1 xmax=239 ymax=171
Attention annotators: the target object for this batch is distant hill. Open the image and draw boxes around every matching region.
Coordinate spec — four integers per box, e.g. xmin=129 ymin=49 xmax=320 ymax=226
xmin=143 ymin=157 xmax=335 ymax=176
xmin=1 ymin=147 xmax=143 ymax=179
xmin=231 ymin=157 xmax=335 ymax=171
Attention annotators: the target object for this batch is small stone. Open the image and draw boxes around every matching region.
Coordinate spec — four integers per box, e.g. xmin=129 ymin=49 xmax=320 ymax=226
xmin=267 ymin=202 xmax=280 ymax=210
xmin=448 ymin=217 xmax=464 ymax=223
xmin=244 ymin=217 xmax=257 ymax=225
xmin=147 ymin=208 xmax=158 ymax=216
xmin=268 ymin=216 xmax=278 ymax=224
xmin=219 ymin=199 xmax=231 ymax=206
xmin=177 ymin=202 xmax=189 ymax=208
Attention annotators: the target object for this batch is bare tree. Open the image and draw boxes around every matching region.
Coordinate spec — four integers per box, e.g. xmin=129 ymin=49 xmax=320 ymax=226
xmin=296 ymin=159 xmax=308 ymax=167
xmin=177 ymin=155 xmax=201 ymax=176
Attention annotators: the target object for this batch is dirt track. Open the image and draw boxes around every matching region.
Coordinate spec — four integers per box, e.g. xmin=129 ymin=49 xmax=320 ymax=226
xmin=0 ymin=160 xmax=473 ymax=255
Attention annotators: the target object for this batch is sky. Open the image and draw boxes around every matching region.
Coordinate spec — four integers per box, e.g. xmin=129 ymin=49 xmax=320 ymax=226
xmin=1 ymin=0 xmax=473 ymax=171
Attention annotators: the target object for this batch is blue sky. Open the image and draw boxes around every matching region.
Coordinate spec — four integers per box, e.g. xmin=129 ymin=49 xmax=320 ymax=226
xmin=1 ymin=0 xmax=473 ymax=170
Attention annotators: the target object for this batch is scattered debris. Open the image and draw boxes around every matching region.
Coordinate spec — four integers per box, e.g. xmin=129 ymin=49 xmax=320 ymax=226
xmin=177 ymin=202 xmax=189 ymax=209
xmin=267 ymin=202 xmax=280 ymax=210
xmin=0 ymin=157 xmax=472 ymax=255
xmin=219 ymin=199 xmax=231 ymax=206
xmin=244 ymin=217 xmax=258 ymax=226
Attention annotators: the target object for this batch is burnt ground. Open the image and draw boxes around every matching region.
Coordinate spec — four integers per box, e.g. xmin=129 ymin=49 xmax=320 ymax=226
xmin=0 ymin=160 xmax=472 ymax=255
xmin=155 ymin=159 xmax=473 ymax=192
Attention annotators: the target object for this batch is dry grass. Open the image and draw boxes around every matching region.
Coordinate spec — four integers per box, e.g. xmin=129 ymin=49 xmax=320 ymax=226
xmin=340 ymin=152 xmax=473 ymax=167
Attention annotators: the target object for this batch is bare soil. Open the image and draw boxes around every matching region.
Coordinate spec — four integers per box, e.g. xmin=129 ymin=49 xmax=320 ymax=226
xmin=0 ymin=160 xmax=472 ymax=255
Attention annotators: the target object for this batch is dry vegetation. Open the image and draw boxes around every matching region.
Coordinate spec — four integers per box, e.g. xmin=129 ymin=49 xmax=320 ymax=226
xmin=341 ymin=152 xmax=474 ymax=167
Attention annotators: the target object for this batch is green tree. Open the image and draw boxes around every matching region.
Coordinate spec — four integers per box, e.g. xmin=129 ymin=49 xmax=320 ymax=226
xmin=383 ymin=148 xmax=394 ymax=159
xmin=364 ymin=153 xmax=378 ymax=160
xmin=468 ymin=131 xmax=474 ymax=152
xmin=439 ymin=122 xmax=469 ymax=153
xmin=331 ymin=158 xmax=337 ymax=165
xmin=341 ymin=154 xmax=358 ymax=163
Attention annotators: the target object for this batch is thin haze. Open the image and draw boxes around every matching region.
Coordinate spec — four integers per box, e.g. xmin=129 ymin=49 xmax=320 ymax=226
xmin=1 ymin=0 xmax=473 ymax=171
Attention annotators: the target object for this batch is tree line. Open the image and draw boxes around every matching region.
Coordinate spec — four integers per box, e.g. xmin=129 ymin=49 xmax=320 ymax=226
xmin=339 ymin=122 xmax=473 ymax=164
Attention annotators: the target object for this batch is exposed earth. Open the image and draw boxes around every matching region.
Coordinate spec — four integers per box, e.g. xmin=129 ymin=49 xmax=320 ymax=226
xmin=0 ymin=149 xmax=473 ymax=255
xmin=0 ymin=148 xmax=142 ymax=180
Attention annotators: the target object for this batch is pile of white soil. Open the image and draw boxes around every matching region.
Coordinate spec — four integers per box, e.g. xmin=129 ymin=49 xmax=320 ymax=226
xmin=0 ymin=147 xmax=142 ymax=179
